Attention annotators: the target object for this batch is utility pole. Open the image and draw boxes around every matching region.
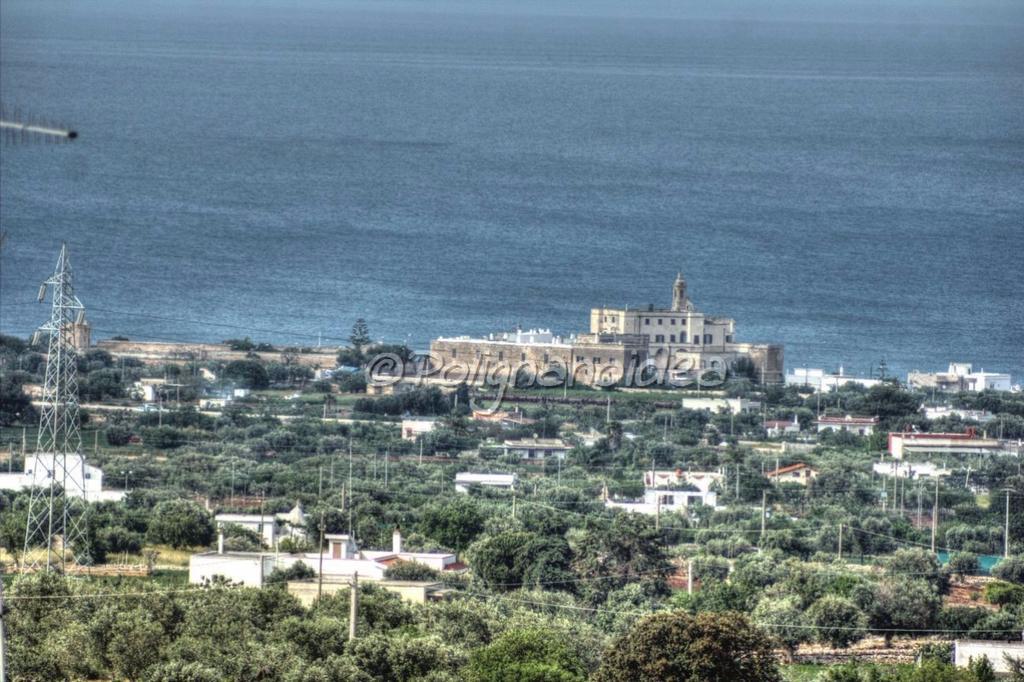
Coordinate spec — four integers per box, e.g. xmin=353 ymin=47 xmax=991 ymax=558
xmin=1005 ymin=488 xmax=1013 ymax=558
xmin=837 ymin=523 xmax=843 ymax=561
xmin=348 ymin=572 xmax=359 ymax=641
xmin=384 ymin=450 xmax=389 ymax=490
xmin=317 ymin=510 xmax=325 ymax=599
xmin=655 ymin=491 xmax=661 ymax=531
xmin=318 ymin=465 xmax=323 ymax=499
xmin=0 ymin=569 xmax=7 ymax=682
xmin=556 ymin=454 xmax=561 ymax=486
xmin=512 ymin=494 xmax=516 ymax=520
xmin=760 ymin=490 xmax=767 ymax=547
xmin=418 ymin=437 xmax=423 ymax=466
xmin=931 ymin=475 xmax=939 ymax=554
xmin=606 ymin=396 xmax=611 ymax=424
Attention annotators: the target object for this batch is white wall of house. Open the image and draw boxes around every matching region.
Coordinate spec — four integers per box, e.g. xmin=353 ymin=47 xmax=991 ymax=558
xmin=954 ymin=640 xmax=1024 ymax=674
xmin=0 ymin=453 xmax=124 ymax=502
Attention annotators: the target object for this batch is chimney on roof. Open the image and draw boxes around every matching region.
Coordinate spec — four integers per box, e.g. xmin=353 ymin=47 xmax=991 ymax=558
xmin=392 ymin=527 xmax=402 ymax=555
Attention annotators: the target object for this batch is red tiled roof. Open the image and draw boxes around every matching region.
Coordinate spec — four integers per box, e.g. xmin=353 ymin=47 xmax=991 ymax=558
xmin=766 ymin=463 xmax=814 ymax=477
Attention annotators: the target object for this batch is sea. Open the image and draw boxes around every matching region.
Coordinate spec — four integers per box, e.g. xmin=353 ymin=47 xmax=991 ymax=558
xmin=2 ymin=0 xmax=1022 ymax=381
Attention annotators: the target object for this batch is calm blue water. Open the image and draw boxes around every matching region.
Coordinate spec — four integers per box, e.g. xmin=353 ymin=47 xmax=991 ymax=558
xmin=2 ymin=1 xmax=1023 ymax=381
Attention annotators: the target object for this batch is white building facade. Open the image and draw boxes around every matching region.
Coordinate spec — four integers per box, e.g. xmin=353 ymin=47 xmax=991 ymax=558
xmin=0 ymin=453 xmax=124 ymax=502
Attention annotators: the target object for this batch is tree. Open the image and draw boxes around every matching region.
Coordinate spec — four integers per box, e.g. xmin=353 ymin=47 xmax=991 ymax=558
xmin=146 ymin=500 xmax=214 ymax=549
xmin=105 ymin=423 xmax=133 ymax=446
xmin=947 ymin=552 xmax=980 ymax=583
xmin=885 ymin=548 xmax=949 ymax=595
xmin=349 ymin=319 xmax=370 ymax=351
xmin=993 ymin=555 xmax=1024 ymax=585
xmin=0 ymin=371 xmax=37 ymax=425
xmin=862 ymin=578 xmax=941 ymax=647
xmin=752 ymin=596 xmax=809 ymax=661
xmin=106 ymin=607 xmax=166 ymax=681
xmin=418 ymin=498 xmax=485 ymax=552
xmin=384 ymin=560 xmax=442 ymax=582
xmin=467 ymin=628 xmax=586 ymax=682
xmin=805 ymin=596 xmax=867 ymax=649
xmin=571 ymin=514 xmax=672 ymax=606
xmin=144 ymin=661 xmax=222 ymax=682
xmin=593 ymin=611 xmax=781 ymax=682
xmin=223 ymin=360 xmax=269 ymax=390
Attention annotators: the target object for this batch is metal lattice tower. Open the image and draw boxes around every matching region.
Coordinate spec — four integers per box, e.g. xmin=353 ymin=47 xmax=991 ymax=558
xmin=22 ymin=243 xmax=92 ymax=570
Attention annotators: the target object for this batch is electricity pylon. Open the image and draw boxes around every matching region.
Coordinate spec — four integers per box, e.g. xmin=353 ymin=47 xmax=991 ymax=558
xmin=22 ymin=243 xmax=92 ymax=570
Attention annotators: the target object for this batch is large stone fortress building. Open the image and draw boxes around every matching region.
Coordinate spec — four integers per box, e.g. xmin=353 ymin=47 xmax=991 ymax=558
xmin=429 ymin=274 xmax=783 ymax=387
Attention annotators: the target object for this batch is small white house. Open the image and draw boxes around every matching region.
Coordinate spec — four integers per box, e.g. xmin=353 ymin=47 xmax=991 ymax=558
xmin=766 ymin=462 xmax=818 ymax=486
xmin=953 ymin=640 xmax=1024 ymax=675
xmin=764 ymin=415 xmax=801 ymax=438
xmin=215 ymin=513 xmax=279 ymax=548
xmin=455 ymin=472 xmax=517 ymax=493
xmin=189 ymin=528 xmax=460 ymax=588
xmin=872 ymin=461 xmax=951 ymax=480
xmin=0 ymin=453 xmax=124 ymax=502
xmin=816 ymin=415 xmax=879 ymax=436
xmin=679 ymin=397 xmax=760 ymax=414
xmin=401 ymin=418 xmax=438 ymax=442
xmin=605 ymin=487 xmax=717 ymax=515
xmin=643 ymin=469 xmax=722 ymax=495
xmin=503 ymin=437 xmax=569 ymax=461
xmin=786 ymin=367 xmax=881 ymax=392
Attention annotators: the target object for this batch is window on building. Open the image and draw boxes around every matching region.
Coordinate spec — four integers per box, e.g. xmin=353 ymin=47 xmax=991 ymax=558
xmin=543 ymin=353 xmax=549 ymax=363
xmin=670 ymin=334 xmax=675 ymax=343
xmin=655 ymin=334 xmax=664 ymax=343
xmin=498 ymin=351 xmax=504 ymax=360
xmin=670 ymin=319 xmax=676 ymax=325
xmin=704 ymin=334 xmax=712 ymax=344
xmin=451 ymin=349 xmax=457 ymax=358
xmin=694 ymin=335 xmax=700 ymax=345
xmin=608 ymin=357 xmax=616 ymax=364
xmin=592 ymin=356 xmax=600 ymax=364
xmin=725 ymin=334 xmax=733 ymax=343
xmin=644 ymin=318 xmax=650 ymax=325
xmin=657 ymin=318 xmax=663 ymax=325
xmin=521 ymin=352 xmax=526 ymax=362
xmin=576 ymin=355 xmax=584 ymax=362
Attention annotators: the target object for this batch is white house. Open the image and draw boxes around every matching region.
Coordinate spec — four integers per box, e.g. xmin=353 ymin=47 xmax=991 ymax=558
xmin=0 ymin=453 xmax=124 ymax=502
xmin=503 ymin=437 xmax=569 ymax=461
xmin=678 ymin=397 xmax=760 ymax=414
xmin=887 ymin=431 xmax=1008 ymax=460
xmin=922 ymin=406 xmax=995 ymax=423
xmin=763 ymin=415 xmax=801 ymax=438
xmin=766 ymin=462 xmax=818 ymax=486
xmin=872 ymin=461 xmax=950 ymax=480
xmin=953 ymin=640 xmax=1024 ymax=675
xmin=606 ymin=487 xmax=717 ymax=515
xmin=816 ymin=415 xmax=879 ymax=436
xmin=785 ymin=367 xmax=881 ymax=392
xmin=455 ymin=472 xmax=517 ymax=494
xmin=908 ymin=363 xmax=1012 ymax=393
xmin=401 ymin=418 xmax=438 ymax=442
xmin=189 ymin=528 xmax=461 ymax=588
xmin=643 ymin=469 xmax=722 ymax=495
xmin=215 ymin=513 xmax=280 ymax=548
